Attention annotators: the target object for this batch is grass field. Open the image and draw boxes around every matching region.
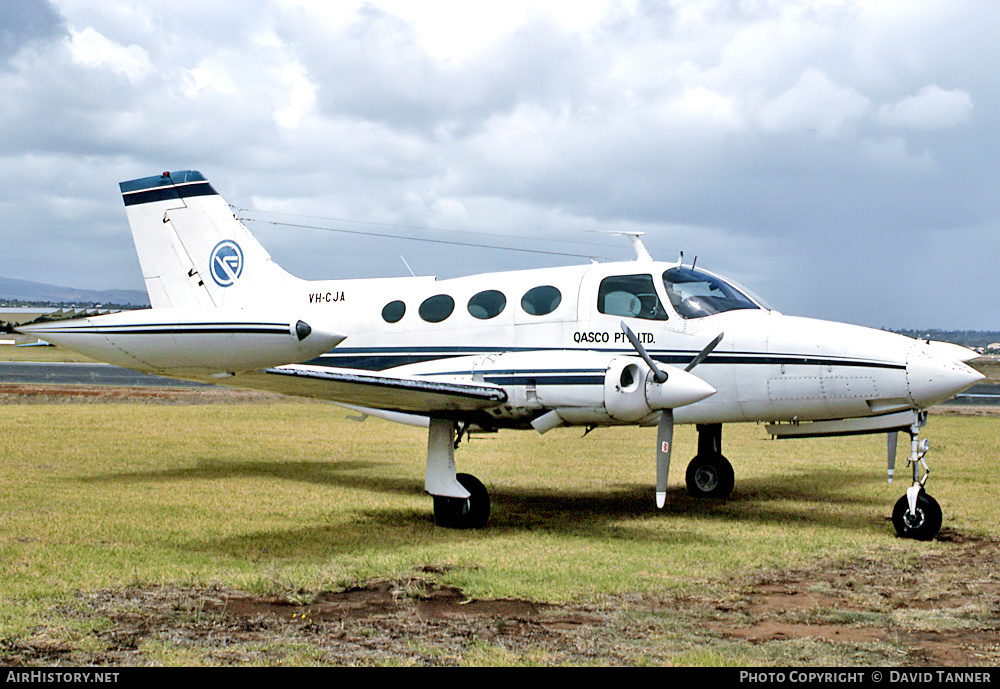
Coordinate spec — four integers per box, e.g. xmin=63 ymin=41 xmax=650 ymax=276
xmin=1 ymin=390 xmax=998 ymax=665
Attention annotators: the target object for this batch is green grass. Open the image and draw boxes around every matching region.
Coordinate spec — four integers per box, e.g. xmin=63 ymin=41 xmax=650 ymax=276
xmin=1 ymin=398 xmax=998 ymax=665
xmin=1 ymin=403 xmax=996 ymax=601
xmin=3 ymin=343 xmax=997 ymax=664
xmin=0 ymin=336 xmax=99 ymax=362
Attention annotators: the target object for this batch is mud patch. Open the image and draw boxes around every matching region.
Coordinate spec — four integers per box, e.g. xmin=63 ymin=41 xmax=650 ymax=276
xmin=1 ymin=579 xmax=608 ymax=666
xmin=702 ymin=531 xmax=1000 ymax=666
xmin=208 ymin=579 xmax=555 ymax=623
xmin=3 ymin=535 xmax=999 ymax=666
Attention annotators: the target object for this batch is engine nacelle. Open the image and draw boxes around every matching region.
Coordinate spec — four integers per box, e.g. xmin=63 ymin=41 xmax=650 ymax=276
xmin=604 ymin=356 xmax=718 ymax=422
xmin=604 ymin=357 xmax=655 ymax=422
xmin=391 ymin=349 xmax=715 ymax=430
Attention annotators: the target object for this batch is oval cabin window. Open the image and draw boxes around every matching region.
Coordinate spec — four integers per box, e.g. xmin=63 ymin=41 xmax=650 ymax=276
xmin=520 ymin=285 xmax=562 ymax=316
xmin=467 ymin=290 xmax=507 ymax=320
xmin=381 ymin=300 xmax=406 ymax=323
xmin=418 ymin=294 xmax=455 ymax=323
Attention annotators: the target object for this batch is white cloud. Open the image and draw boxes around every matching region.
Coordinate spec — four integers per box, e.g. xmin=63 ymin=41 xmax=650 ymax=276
xmin=877 ymin=84 xmax=973 ymax=130
xmin=66 ymin=25 xmax=151 ymax=83
xmin=0 ymin=0 xmax=997 ymax=328
xmin=272 ymin=60 xmax=317 ymax=130
xmin=183 ymin=54 xmax=240 ymax=97
xmin=755 ymin=69 xmax=871 ymax=138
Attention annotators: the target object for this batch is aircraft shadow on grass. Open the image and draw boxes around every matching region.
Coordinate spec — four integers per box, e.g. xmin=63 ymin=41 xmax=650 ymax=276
xmin=80 ymin=459 xmax=886 ymax=559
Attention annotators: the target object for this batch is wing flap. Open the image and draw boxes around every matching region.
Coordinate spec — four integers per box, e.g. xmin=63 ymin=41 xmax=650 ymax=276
xmin=247 ymin=364 xmax=508 ymax=413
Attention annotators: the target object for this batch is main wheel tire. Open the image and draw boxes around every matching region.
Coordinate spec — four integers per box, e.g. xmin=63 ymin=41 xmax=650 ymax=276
xmin=892 ymin=491 xmax=942 ymax=541
xmin=685 ymin=453 xmax=735 ymax=499
xmin=433 ymin=473 xmax=490 ymax=529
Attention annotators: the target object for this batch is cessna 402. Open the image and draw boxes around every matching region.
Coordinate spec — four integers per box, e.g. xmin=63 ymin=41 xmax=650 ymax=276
xmin=20 ymin=171 xmax=984 ymax=539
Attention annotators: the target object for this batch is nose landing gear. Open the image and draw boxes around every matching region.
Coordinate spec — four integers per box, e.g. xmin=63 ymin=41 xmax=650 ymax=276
xmin=890 ymin=413 xmax=942 ymax=541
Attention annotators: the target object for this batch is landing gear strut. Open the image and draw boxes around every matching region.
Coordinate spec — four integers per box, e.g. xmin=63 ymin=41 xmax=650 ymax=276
xmin=425 ymin=417 xmax=490 ymax=529
xmin=686 ymin=424 xmax=734 ymax=499
xmin=891 ymin=413 xmax=942 ymax=541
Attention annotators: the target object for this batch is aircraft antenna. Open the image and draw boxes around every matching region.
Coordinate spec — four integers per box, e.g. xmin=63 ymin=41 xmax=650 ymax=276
xmin=400 ymin=256 xmax=416 ymax=277
xmin=582 ymin=230 xmax=652 ymax=261
xmin=628 ymin=234 xmax=653 ymax=262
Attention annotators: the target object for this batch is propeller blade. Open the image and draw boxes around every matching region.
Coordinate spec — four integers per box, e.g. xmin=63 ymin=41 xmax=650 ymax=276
xmin=685 ymin=332 xmax=724 ymax=372
xmin=656 ymin=409 xmax=674 ymax=508
xmin=887 ymin=430 xmax=897 ymax=484
xmin=620 ymin=321 xmax=667 ymax=383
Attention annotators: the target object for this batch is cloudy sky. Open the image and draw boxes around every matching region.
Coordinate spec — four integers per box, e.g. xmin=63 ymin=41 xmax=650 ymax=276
xmin=1 ymin=0 xmax=997 ymax=329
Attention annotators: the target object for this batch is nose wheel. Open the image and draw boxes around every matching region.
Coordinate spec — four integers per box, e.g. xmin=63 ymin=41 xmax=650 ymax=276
xmin=892 ymin=490 xmax=941 ymax=541
xmin=891 ymin=413 xmax=942 ymax=541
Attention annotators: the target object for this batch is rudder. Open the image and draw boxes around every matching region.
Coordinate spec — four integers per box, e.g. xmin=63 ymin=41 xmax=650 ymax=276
xmin=120 ymin=170 xmax=300 ymax=309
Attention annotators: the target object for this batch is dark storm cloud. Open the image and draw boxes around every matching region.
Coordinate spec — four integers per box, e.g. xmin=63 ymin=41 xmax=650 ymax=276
xmin=0 ymin=0 xmax=64 ymax=60
xmin=0 ymin=2 xmax=997 ymax=329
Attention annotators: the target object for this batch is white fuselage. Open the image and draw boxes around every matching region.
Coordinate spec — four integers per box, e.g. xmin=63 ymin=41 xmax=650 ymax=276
xmin=23 ymin=257 xmax=981 ymax=431
xmin=228 ymin=258 xmax=980 ymax=428
xmin=16 ymin=170 xmax=982 ymax=537
xmin=19 ymin=167 xmax=982 ymax=432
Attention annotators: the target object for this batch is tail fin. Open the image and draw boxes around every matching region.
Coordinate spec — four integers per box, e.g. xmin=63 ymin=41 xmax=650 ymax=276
xmin=120 ymin=170 xmax=301 ymax=309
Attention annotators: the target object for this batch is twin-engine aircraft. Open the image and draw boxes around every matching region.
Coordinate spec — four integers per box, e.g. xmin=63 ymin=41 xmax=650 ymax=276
xmin=20 ymin=171 xmax=983 ymax=540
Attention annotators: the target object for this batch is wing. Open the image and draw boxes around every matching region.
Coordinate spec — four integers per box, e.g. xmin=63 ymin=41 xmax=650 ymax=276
xmin=236 ymin=364 xmax=508 ymax=414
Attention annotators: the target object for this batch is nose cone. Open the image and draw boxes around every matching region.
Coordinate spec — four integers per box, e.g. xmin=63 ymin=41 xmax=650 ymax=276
xmin=906 ymin=348 xmax=984 ymax=407
xmin=645 ymin=367 xmax=717 ymax=409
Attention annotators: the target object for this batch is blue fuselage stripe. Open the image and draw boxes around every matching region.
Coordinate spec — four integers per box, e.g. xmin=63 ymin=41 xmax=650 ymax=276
xmin=311 ymin=348 xmax=906 ymax=373
xmin=27 ymin=323 xmax=289 ymax=336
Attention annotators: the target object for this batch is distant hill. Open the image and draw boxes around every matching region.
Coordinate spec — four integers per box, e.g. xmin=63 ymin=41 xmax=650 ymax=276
xmin=0 ymin=275 xmax=149 ymax=307
xmin=890 ymin=329 xmax=1000 ymax=349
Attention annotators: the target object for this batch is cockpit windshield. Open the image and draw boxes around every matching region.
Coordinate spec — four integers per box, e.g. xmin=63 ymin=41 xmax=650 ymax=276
xmin=662 ymin=267 xmax=762 ymax=319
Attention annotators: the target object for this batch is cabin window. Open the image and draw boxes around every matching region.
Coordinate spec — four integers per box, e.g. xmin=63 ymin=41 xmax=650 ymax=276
xmin=418 ymin=294 xmax=455 ymax=323
xmin=520 ymin=285 xmax=562 ymax=316
xmin=662 ymin=267 xmax=759 ymax=319
xmin=381 ymin=300 xmax=406 ymax=323
xmin=598 ymin=274 xmax=668 ymax=321
xmin=468 ymin=290 xmax=506 ymax=320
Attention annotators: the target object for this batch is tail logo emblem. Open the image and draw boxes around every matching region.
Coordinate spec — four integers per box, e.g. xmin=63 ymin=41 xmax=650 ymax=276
xmin=209 ymin=240 xmax=244 ymax=287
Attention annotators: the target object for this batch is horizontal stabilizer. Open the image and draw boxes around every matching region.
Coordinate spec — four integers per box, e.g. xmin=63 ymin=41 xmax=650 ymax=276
xmin=18 ymin=309 xmax=344 ymax=375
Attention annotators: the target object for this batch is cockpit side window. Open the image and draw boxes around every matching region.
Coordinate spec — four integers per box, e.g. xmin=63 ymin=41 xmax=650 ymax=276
xmin=598 ymin=274 xmax=668 ymax=321
xmin=662 ymin=267 xmax=759 ymax=319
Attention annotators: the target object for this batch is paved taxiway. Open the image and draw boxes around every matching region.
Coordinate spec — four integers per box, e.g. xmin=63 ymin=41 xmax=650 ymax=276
xmin=0 ymin=361 xmax=208 ymax=388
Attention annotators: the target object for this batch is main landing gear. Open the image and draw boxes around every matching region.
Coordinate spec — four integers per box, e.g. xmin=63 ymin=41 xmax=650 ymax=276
xmin=686 ymin=424 xmax=735 ymax=499
xmin=425 ymin=418 xmax=490 ymax=529
xmin=890 ymin=413 xmax=942 ymax=541
xmin=434 ymin=473 xmax=490 ymax=529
